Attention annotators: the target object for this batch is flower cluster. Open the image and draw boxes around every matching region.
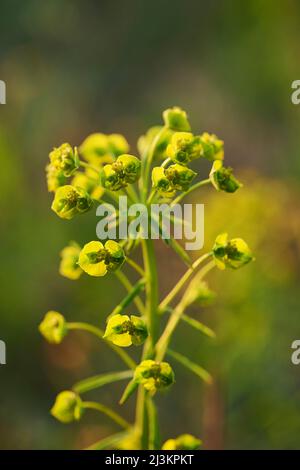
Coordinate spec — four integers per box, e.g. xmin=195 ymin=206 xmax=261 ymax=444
xmin=51 ymin=185 xmax=93 ymax=219
xmin=80 ymin=132 xmax=129 ymax=165
xmin=39 ymin=311 xmax=67 ymax=344
xmin=134 ymin=360 xmax=175 ymax=394
xmin=212 ymin=233 xmax=253 ymax=270
xmin=51 ymin=391 xmax=83 ymax=423
xmin=152 ymin=164 xmax=196 ymax=197
xmin=101 ymin=154 xmax=141 ymax=191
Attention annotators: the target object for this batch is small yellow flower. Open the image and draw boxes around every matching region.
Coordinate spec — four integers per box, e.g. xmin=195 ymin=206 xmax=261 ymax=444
xmin=101 ymin=154 xmax=141 ymax=190
xmin=59 ymin=242 xmax=83 ymax=280
xmin=162 ymin=434 xmax=202 ymax=450
xmin=108 ymin=134 xmax=130 ymax=157
xmin=50 ymin=391 xmax=83 ymax=423
xmin=152 ymin=167 xmax=176 ymax=198
xmin=39 ymin=311 xmax=67 ymax=344
xmin=212 ymin=233 xmax=253 ymax=270
xmin=51 ymin=185 xmax=93 ymax=220
xmin=152 ymin=164 xmax=196 ymax=197
xmin=80 ymin=133 xmax=113 ymax=165
xmin=103 ymin=314 xmax=148 ymax=347
xmin=166 ymin=132 xmax=203 ymax=165
xmin=134 ymin=360 xmax=175 ymax=394
xmin=78 ymin=240 xmax=125 ymax=277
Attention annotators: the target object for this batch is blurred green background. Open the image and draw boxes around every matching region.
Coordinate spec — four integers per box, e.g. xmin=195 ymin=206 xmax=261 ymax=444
xmin=1 ymin=0 xmax=300 ymax=449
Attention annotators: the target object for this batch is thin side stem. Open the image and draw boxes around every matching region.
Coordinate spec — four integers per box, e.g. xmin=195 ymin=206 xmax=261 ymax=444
xmin=159 ymin=253 xmax=212 ymax=312
xmin=126 ymin=257 xmax=145 ymax=277
xmin=67 ymin=322 xmax=136 ymax=370
xmin=171 ymin=178 xmax=211 ymax=206
xmin=83 ymin=401 xmax=130 ymax=429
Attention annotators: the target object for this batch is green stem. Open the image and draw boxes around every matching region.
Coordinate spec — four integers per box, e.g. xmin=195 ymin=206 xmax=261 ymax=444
xmin=159 ymin=253 xmax=212 ymax=312
xmin=171 ymin=178 xmax=211 ymax=206
xmin=141 ymin=238 xmax=159 ymax=350
xmin=83 ymin=401 xmax=130 ymax=429
xmin=142 ymin=126 xmax=168 ymax=202
xmin=126 ymin=257 xmax=145 ymax=277
xmin=67 ymin=322 xmax=136 ymax=370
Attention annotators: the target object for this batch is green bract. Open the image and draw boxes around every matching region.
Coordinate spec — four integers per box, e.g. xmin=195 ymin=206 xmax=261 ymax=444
xmin=212 ymin=233 xmax=253 ymax=270
xmin=59 ymin=242 xmax=83 ymax=280
xmin=162 ymin=434 xmax=202 ymax=450
xmin=163 ymin=107 xmax=191 ymax=132
xmin=51 ymin=391 xmax=83 ymax=423
xmin=134 ymin=360 xmax=175 ymax=394
xmin=78 ymin=240 xmax=125 ymax=277
xmin=103 ymin=314 xmax=148 ymax=347
xmin=49 ymin=143 xmax=79 ymax=177
xmin=101 ymin=154 xmax=141 ymax=190
xmin=51 ymin=185 xmax=93 ymax=219
xmin=39 ymin=311 xmax=67 ymax=344
xmin=210 ymin=160 xmax=242 ymax=193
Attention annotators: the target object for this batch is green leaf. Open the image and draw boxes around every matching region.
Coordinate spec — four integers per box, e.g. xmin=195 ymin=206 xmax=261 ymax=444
xmin=86 ymin=431 xmax=128 ymax=450
xmin=181 ymin=314 xmax=216 ymax=339
xmin=119 ymin=378 xmax=139 ymax=405
xmin=167 ymin=348 xmax=213 ymax=384
xmin=73 ymin=370 xmax=133 ymax=394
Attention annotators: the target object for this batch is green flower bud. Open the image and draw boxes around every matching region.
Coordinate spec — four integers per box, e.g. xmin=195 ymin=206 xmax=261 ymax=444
xmin=108 ymin=134 xmax=130 ymax=157
xmin=137 ymin=126 xmax=172 ymax=160
xmin=103 ymin=314 xmax=148 ymax=347
xmin=79 ymin=133 xmax=113 ymax=165
xmin=78 ymin=240 xmax=125 ymax=277
xmin=212 ymin=233 xmax=253 ymax=270
xmin=134 ymin=360 xmax=175 ymax=394
xmin=163 ymin=107 xmax=191 ymax=132
xmin=162 ymin=434 xmax=202 ymax=450
xmin=166 ymin=132 xmax=203 ymax=165
xmin=200 ymin=132 xmax=224 ymax=161
xmin=46 ymin=164 xmax=67 ymax=192
xmin=51 ymin=185 xmax=93 ymax=220
xmin=59 ymin=242 xmax=83 ymax=280
xmin=39 ymin=311 xmax=67 ymax=344
xmin=50 ymin=391 xmax=83 ymax=423
xmin=209 ymin=160 xmax=242 ymax=193
xmin=49 ymin=143 xmax=79 ymax=177
xmin=101 ymin=154 xmax=141 ymax=190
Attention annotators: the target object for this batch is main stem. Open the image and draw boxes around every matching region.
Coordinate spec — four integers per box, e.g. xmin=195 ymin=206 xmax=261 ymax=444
xmin=135 ymin=237 xmax=159 ymax=449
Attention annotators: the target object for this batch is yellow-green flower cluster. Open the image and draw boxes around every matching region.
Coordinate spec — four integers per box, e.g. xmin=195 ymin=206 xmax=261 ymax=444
xmin=39 ymin=311 xmax=67 ymax=344
xmin=152 ymin=164 xmax=196 ymax=198
xmin=49 ymin=143 xmax=79 ymax=177
xmin=78 ymin=240 xmax=125 ymax=277
xmin=210 ymin=160 xmax=242 ymax=193
xmin=212 ymin=233 xmax=253 ymax=270
xmin=163 ymin=107 xmax=191 ymax=132
xmin=166 ymin=131 xmax=224 ymax=166
xmin=51 ymin=391 xmax=83 ymax=423
xmin=137 ymin=126 xmax=173 ymax=160
xmin=51 ymin=185 xmax=93 ymax=220
xmin=134 ymin=360 xmax=175 ymax=394
xmin=80 ymin=133 xmax=129 ymax=166
xmin=103 ymin=314 xmax=148 ymax=347
xmin=101 ymin=154 xmax=141 ymax=191
xmin=59 ymin=242 xmax=83 ymax=280
xmin=162 ymin=434 xmax=202 ymax=450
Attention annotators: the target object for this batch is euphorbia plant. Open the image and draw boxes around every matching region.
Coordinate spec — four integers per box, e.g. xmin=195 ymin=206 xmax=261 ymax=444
xmin=40 ymin=107 xmax=253 ymax=450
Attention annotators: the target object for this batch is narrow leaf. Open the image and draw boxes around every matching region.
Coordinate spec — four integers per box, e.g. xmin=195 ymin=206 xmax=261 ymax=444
xmin=119 ymin=378 xmax=139 ymax=405
xmin=167 ymin=348 xmax=213 ymax=384
xmin=181 ymin=314 xmax=216 ymax=339
xmin=73 ymin=370 xmax=133 ymax=394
